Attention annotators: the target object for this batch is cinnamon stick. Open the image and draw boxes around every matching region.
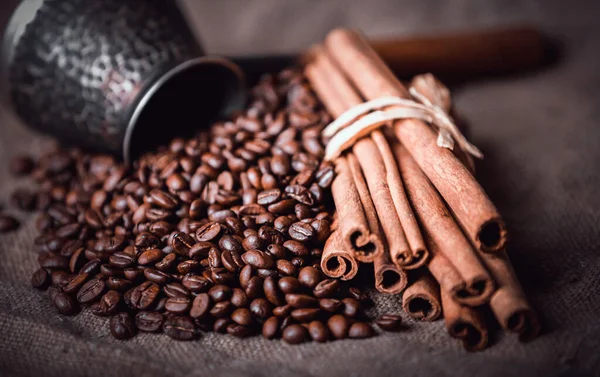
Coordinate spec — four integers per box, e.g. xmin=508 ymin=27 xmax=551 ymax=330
xmin=395 ymin=143 xmax=495 ymax=306
xmin=481 ymin=251 xmax=540 ymax=342
xmin=325 ymin=28 xmax=507 ymax=254
xmin=347 ymin=153 xmax=407 ymax=294
xmin=402 ymin=274 xmax=442 ymax=321
xmin=321 ymin=230 xmax=359 ymax=281
xmin=307 ymin=46 xmax=425 ymax=269
xmin=330 ymin=155 xmax=382 ymax=262
xmin=440 ymin=288 xmax=489 ymax=352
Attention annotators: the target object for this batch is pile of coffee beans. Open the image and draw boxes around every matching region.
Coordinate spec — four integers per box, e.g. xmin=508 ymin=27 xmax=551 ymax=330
xmin=9 ymin=68 xmax=403 ymax=342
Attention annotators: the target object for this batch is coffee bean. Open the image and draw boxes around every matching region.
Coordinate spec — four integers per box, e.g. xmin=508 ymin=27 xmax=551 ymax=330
xmin=77 ymin=278 xmax=105 ymax=303
xmin=226 ymin=323 xmax=253 ymax=338
xmin=208 ymin=285 xmax=232 ymax=302
xmin=319 ymin=298 xmax=343 ymax=313
xmin=282 ymin=324 xmax=309 ymax=344
xmin=349 ymin=322 xmax=375 ymax=339
xmin=375 ymin=314 xmax=403 ymax=332
xmin=195 ymin=222 xmax=222 ymax=242
xmin=312 ymin=279 xmax=339 ymax=299
xmin=63 ymin=273 xmax=89 ymax=294
xmin=137 ymin=248 xmax=163 ymax=265
xmin=263 ymin=276 xmax=285 ymax=306
xmin=129 ymin=281 xmax=160 ymax=309
xmin=163 ymin=282 xmax=189 ymax=298
xmin=250 ymin=298 xmax=272 ymax=320
xmin=288 ymin=222 xmax=315 ymax=241
xmin=262 ymin=316 xmax=280 ymax=339
xmin=285 ymin=294 xmax=318 ymax=308
xmin=278 ymin=277 xmax=303 ymax=294
xmin=245 ymin=276 xmax=264 ymax=300
xmin=231 ymin=308 xmax=254 ymax=326
xmin=190 ymin=293 xmax=212 ymax=318
xmin=327 ymin=315 xmax=350 ymax=339
xmin=273 ymin=304 xmax=292 ymax=318
xmin=298 ymin=266 xmax=322 ymax=289
xmin=40 ymin=254 xmax=69 ymax=270
xmin=242 ymin=250 xmax=274 ymax=269
xmin=342 ymin=298 xmax=361 ymax=318
xmin=257 ymin=189 xmax=281 ymax=205
xmin=109 ymin=252 xmax=135 ymax=269
xmin=182 ymin=274 xmax=212 ymax=293
xmin=171 ymin=232 xmax=195 ymax=256
xmin=188 ymin=241 xmax=215 ymax=260
xmin=291 ymin=308 xmax=321 ymax=322
xmin=136 ymin=311 xmax=164 ymax=332
xmin=91 ymin=290 xmax=120 ymax=316
xmin=210 ymin=301 xmax=233 ymax=318
xmin=268 ymin=199 xmax=295 ymax=215
xmin=283 ymin=240 xmax=309 ymax=257
xmin=348 ymin=287 xmax=369 ymax=302
xmin=165 ymin=297 xmax=191 ymax=314
xmin=52 ymin=291 xmax=77 ymax=314
xmin=213 ymin=318 xmax=232 ymax=333
xmin=155 ymin=253 xmax=177 ymax=271
xmin=239 ymin=265 xmax=253 ymax=289
xmin=308 ymin=320 xmax=330 ymax=342
xmin=276 ymin=260 xmax=297 ymax=277
xmin=31 ymin=268 xmax=49 ymax=289
xmin=163 ymin=316 xmax=195 ymax=340
xmin=144 ymin=268 xmax=170 ymax=285
xmin=51 ymin=270 xmax=72 ymax=287
xmin=149 ymin=189 xmax=177 ymax=209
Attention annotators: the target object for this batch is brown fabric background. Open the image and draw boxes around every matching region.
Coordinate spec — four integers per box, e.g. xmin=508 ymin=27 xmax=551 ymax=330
xmin=1 ymin=1 xmax=600 ymax=376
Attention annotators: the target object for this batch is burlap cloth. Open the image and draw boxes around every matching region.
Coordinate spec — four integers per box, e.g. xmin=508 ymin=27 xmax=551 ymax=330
xmin=1 ymin=1 xmax=599 ymax=376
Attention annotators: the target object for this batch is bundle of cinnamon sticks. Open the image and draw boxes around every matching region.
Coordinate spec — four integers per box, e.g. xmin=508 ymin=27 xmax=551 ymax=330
xmin=306 ymin=29 xmax=540 ymax=351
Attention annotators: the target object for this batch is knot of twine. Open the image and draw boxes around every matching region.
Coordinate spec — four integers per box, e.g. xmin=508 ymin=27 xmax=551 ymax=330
xmin=322 ymin=74 xmax=483 ymax=161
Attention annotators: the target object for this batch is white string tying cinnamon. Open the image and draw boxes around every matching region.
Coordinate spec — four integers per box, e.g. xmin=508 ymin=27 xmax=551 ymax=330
xmin=322 ymin=74 xmax=483 ymax=161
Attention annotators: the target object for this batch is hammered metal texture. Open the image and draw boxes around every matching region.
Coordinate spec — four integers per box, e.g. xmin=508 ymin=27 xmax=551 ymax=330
xmin=9 ymin=0 xmax=202 ymax=155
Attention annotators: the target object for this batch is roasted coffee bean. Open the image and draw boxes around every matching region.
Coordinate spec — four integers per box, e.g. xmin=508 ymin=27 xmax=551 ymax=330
xmin=171 ymin=232 xmax=195 ymax=256
xmin=210 ymin=301 xmax=233 ymax=318
xmin=165 ymin=297 xmax=191 ymax=314
xmin=219 ymin=235 xmax=244 ymax=254
xmin=242 ymin=250 xmax=274 ymax=269
xmin=155 ymin=253 xmax=177 ymax=271
xmin=282 ymin=324 xmax=309 ymax=344
xmin=278 ymin=277 xmax=303 ymax=294
xmin=298 ymin=266 xmax=322 ymax=289
xmin=375 ymin=314 xmax=403 ymax=332
xmin=239 ymin=265 xmax=253 ymax=289
xmin=283 ymin=240 xmax=309 ymax=257
xmin=276 ymin=260 xmax=297 ymax=277
xmin=80 ymin=259 xmax=101 ymax=275
xmin=257 ymin=189 xmax=281 ymax=205
xmin=313 ymin=279 xmax=340 ymax=298
xmin=245 ymin=276 xmax=264 ymax=300
xmin=129 ymin=281 xmax=160 ymax=309
xmin=262 ymin=316 xmax=280 ymax=339
xmin=250 ymin=298 xmax=272 ymax=320
xmin=348 ymin=287 xmax=369 ymax=302
xmin=208 ymin=285 xmax=232 ymax=302
xmin=163 ymin=282 xmax=189 ymax=298
xmin=137 ymin=248 xmax=163 ymax=265
xmin=288 ymin=222 xmax=315 ymax=241
xmin=190 ymin=293 xmax=212 ymax=319
xmin=52 ymin=291 xmax=77 ymax=315
xmin=242 ymin=234 xmax=265 ymax=251
xmin=349 ymin=322 xmax=375 ymax=339
xmin=231 ymin=308 xmax=254 ymax=326
xmin=213 ymin=318 xmax=232 ymax=333
xmin=290 ymin=257 xmax=305 ymax=269
xmin=51 ymin=270 xmax=73 ymax=287
xmin=226 ymin=323 xmax=253 ymax=338
xmin=263 ymin=276 xmax=285 ymax=306
xmin=291 ymin=308 xmax=321 ymax=322
xmin=77 ymin=278 xmax=105 ymax=303
xmin=182 ymin=274 xmax=212 ymax=293
xmin=91 ymin=290 xmax=120 ymax=316
xmin=308 ymin=320 xmax=330 ymax=342
xmin=286 ymin=294 xmax=318 ymax=308
xmin=176 ymin=259 xmax=199 ymax=275
xmin=273 ymin=304 xmax=292 ymax=318
xmin=268 ymin=199 xmax=295 ymax=214
xmin=267 ymin=244 xmax=287 ymax=259
xmin=221 ymin=250 xmax=244 ymax=273
xmin=63 ymin=273 xmax=89 ymax=294
xmin=149 ymin=189 xmax=177 ymax=209
xmin=144 ymin=268 xmax=170 ymax=285
xmin=31 ymin=268 xmax=50 ymax=289
xmin=109 ymin=252 xmax=135 ymax=269
xmin=123 ymin=267 xmax=144 ymax=282
xmin=136 ymin=311 xmax=164 ymax=332
xmin=163 ymin=316 xmax=195 ymax=340
xmin=319 ymin=298 xmax=343 ymax=313
xmin=40 ymin=254 xmax=69 ymax=270
xmin=342 ymin=298 xmax=361 ymax=318
xmin=195 ymin=222 xmax=222 ymax=242
xmin=68 ymin=247 xmax=85 ymax=273
xmin=273 ymin=216 xmax=293 ymax=233
xmin=327 ymin=315 xmax=350 ymax=340
xmin=188 ymin=242 xmax=215 ymax=260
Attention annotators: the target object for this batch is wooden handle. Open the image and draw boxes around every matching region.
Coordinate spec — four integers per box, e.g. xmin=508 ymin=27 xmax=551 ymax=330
xmin=369 ymin=26 xmax=546 ymax=78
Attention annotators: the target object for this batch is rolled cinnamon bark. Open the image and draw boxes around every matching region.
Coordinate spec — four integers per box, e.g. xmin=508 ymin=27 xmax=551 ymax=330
xmin=330 ymin=156 xmax=382 ymax=262
xmin=396 ymin=143 xmax=495 ymax=306
xmin=482 ymin=251 xmax=540 ymax=342
xmin=307 ymin=46 xmax=424 ymax=269
xmin=346 ymin=153 xmax=407 ymax=294
xmin=325 ymin=28 xmax=507 ymax=254
xmin=321 ymin=230 xmax=359 ymax=281
xmin=371 ymin=130 xmax=428 ymax=268
xmin=440 ymin=288 xmax=489 ymax=352
xmin=402 ymin=274 xmax=442 ymax=321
